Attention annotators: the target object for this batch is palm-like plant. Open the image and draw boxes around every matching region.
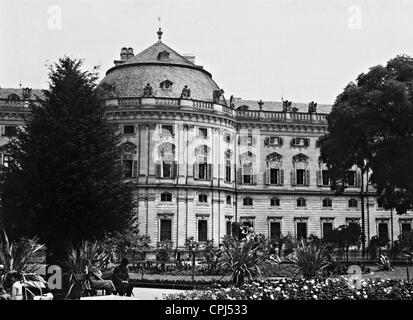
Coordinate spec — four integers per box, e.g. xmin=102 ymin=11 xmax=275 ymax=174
xmin=289 ymin=238 xmax=330 ymax=278
xmin=64 ymin=240 xmax=111 ymax=283
xmin=0 ymin=229 xmax=45 ymax=274
xmin=377 ymin=254 xmax=394 ymax=271
xmin=219 ymin=234 xmax=273 ymax=287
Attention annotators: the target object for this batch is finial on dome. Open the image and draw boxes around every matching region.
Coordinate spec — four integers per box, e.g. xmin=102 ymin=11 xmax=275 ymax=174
xmin=157 ymin=27 xmax=163 ymax=42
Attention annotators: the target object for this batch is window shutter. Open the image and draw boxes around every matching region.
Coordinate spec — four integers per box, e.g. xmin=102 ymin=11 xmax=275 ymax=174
xmin=238 ymin=168 xmax=243 ymax=184
xmin=155 ymin=163 xmax=161 ymax=178
xmin=172 ymin=161 xmax=177 ymax=178
xmin=253 ymin=171 xmax=257 ymax=185
xmin=193 ymin=163 xmax=199 ymax=180
xmin=264 ymin=137 xmax=269 ymax=146
xmin=291 ymin=170 xmax=296 ymax=186
xmin=304 ymin=138 xmax=310 ymax=147
xmin=316 ymin=170 xmax=321 ymax=186
xmin=280 ymin=169 xmax=284 ymax=185
xmin=207 ymin=164 xmax=212 ymax=180
xmin=0 ymin=125 xmax=4 ymax=136
xmin=305 ymin=170 xmax=310 ymax=186
xmin=265 ymin=168 xmax=270 ymax=185
xmin=132 ymin=160 xmax=138 ymax=177
xmin=279 ymin=137 xmax=283 ymax=146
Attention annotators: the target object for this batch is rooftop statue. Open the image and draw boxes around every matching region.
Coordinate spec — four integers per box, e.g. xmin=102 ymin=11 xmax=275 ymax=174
xmin=142 ymin=83 xmax=154 ymax=97
xmin=282 ymin=100 xmax=292 ymax=112
xmin=213 ymin=89 xmax=224 ymax=104
xmin=180 ymin=85 xmax=191 ymax=99
xmin=308 ymin=101 xmax=318 ymax=113
xmin=229 ymin=95 xmax=235 ymax=108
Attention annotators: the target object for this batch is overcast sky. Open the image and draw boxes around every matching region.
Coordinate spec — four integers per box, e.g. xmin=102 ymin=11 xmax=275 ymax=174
xmin=1 ymin=0 xmax=413 ymax=104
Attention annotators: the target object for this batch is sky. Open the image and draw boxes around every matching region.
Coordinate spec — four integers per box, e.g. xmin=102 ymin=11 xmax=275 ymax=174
xmin=1 ymin=0 xmax=413 ymax=104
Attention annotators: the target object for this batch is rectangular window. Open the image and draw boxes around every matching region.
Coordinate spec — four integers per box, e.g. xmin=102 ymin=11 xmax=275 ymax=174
xmin=347 ymin=170 xmax=356 ymax=186
xmin=225 ymin=164 xmax=231 ymax=182
xmin=348 ymin=222 xmax=359 ymax=230
xmin=226 ymin=221 xmax=232 ymax=236
xmin=198 ymin=163 xmax=207 ymax=179
xmin=162 ymin=162 xmax=171 ymax=178
xmin=269 ymin=137 xmax=280 ymax=145
xmin=322 ymin=170 xmax=330 ymax=186
xmin=123 ymin=125 xmax=135 ymax=134
xmin=198 ymin=220 xmax=208 ymax=242
xmin=160 ymin=219 xmax=172 ymax=241
xmin=122 ymin=160 xmax=133 ymax=178
xmin=270 ymin=168 xmax=279 ymax=185
xmin=402 ymin=223 xmax=412 ymax=235
xmin=242 ymin=221 xmax=255 ymax=232
xmin=199 ymin=194 xmax=208 ymax=203
xmin=378 ymin=223 xmax=389 ymax=242
xmin=3 ymin=126 xmax=17 ymax=137
xmin=322 ymin=222 xmax=333 ymax=238
xmin=243 ymin=164 xmax=253 ymax=184
xmin=270 ymin=222 xmax=281 ymax=240
xmin=296 ymin=222 xmax=307 ymax=239
xmin=296 ymin=169 xmax=305 ymax=185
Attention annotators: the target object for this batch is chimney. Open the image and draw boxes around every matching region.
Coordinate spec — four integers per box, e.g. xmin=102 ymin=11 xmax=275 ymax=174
xmin=120 ymin=47 xmax=128 ymax=61
xmin=127 ymin=47 xmax=134 ymax=60
xmin=183 ymin=54 xmax=195 ymax=64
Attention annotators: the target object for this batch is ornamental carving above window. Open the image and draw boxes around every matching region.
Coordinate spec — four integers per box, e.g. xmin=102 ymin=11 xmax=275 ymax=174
xmin=266 ymin=152 xmax=283 ymax=163
xmin=292 ymin=153 xmax=309 ymax=164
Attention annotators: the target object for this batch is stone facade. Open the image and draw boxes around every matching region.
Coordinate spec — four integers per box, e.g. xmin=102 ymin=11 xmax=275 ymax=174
xmin=0 ymin=34 xmax=412 ymax=249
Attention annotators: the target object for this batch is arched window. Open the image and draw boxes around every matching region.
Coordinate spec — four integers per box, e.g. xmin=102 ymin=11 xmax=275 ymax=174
xmin=270 ymin=197 xmax=280 ymax=207
xmin=194 ymin=145 xmax=211 ymax=180
xmin=225 ymin=149 xmax=232 ymax=183
xmin=296 ymin=197 xmax=306 ymax=207
xmin=348 ymin=198 xmax=358 ymax=208
xmin=161 ymin=192 xmax=172 ymax=202
xmin=322 ymin=198 xmax=332 ymax=208
xmin=243 ymin=197 xmax=253 ymax=206
xmin=199 ymin=193 xmax=208 ymax=203
xmin=120 ymin=142 xmax=137 ymax=178
xmin=226 ymin=195 xmax=232 ymax=205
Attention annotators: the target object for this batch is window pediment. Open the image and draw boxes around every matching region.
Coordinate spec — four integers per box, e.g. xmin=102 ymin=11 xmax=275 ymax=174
xmin=266 ymin=152 xmax=282 ymax=163
xmin=293 ymin=153 xmax=309 ymax=164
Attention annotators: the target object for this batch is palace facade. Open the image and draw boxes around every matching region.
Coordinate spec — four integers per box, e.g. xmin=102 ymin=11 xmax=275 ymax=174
xmin=1 ymin=29 xmax=412 ymax=248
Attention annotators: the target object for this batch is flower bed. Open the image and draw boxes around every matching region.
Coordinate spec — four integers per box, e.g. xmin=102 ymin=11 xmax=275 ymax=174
xmin=164 ymin=277 xmax=413 ymax=300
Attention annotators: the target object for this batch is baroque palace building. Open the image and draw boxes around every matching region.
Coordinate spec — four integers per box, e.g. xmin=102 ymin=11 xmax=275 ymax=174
xmin=0 ymin=28 xmax=412 ymax=248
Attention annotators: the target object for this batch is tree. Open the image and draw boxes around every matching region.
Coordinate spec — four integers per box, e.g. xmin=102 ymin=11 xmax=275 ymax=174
xmin=319 ymin=55 xmax=413 ymax=254
xmin=0 ymin=57 xmax=135 ymax=263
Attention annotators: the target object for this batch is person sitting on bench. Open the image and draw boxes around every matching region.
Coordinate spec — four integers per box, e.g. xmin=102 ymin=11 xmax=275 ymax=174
xmin=88 ymin=261 xmax=115 ymax=295
xmin=112 ymin=258 xmax=133 ymax=296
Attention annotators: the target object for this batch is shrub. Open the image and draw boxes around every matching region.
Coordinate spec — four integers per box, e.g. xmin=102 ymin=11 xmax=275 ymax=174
xmin=377 ymin=255 xmax=395 ymax=271
xmin=0 ymin=229 xmax=45 ymax=274
xmin=288 ymin=238 xmax=330 ymax=278
xmin=218 ymin=233 xmax=277 ymax=287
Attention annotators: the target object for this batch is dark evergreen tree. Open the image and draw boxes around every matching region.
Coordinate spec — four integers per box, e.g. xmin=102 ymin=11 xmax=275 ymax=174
xmin=319 ymin=55 xmax=413 ymax=251
xmin=0 ymin=57 xmax=134 ymax=262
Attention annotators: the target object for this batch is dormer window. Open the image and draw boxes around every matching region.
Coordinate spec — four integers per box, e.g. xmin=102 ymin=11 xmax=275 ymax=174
xmin=7 ymin=93 xmax=20 ymax=101
xmin=157 ymin=51 xmax=170 ymax=61
xmin=160 ymin=80 xmax=173 ymax=90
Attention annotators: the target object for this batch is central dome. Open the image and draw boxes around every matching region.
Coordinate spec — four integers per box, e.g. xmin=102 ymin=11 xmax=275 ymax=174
xmin=100 ymin=37 xmax=224 ymax=104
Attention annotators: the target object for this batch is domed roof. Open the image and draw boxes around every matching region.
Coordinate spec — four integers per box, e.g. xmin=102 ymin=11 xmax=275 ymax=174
xmin=100 ymin=34 xmax=225 ymax=104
